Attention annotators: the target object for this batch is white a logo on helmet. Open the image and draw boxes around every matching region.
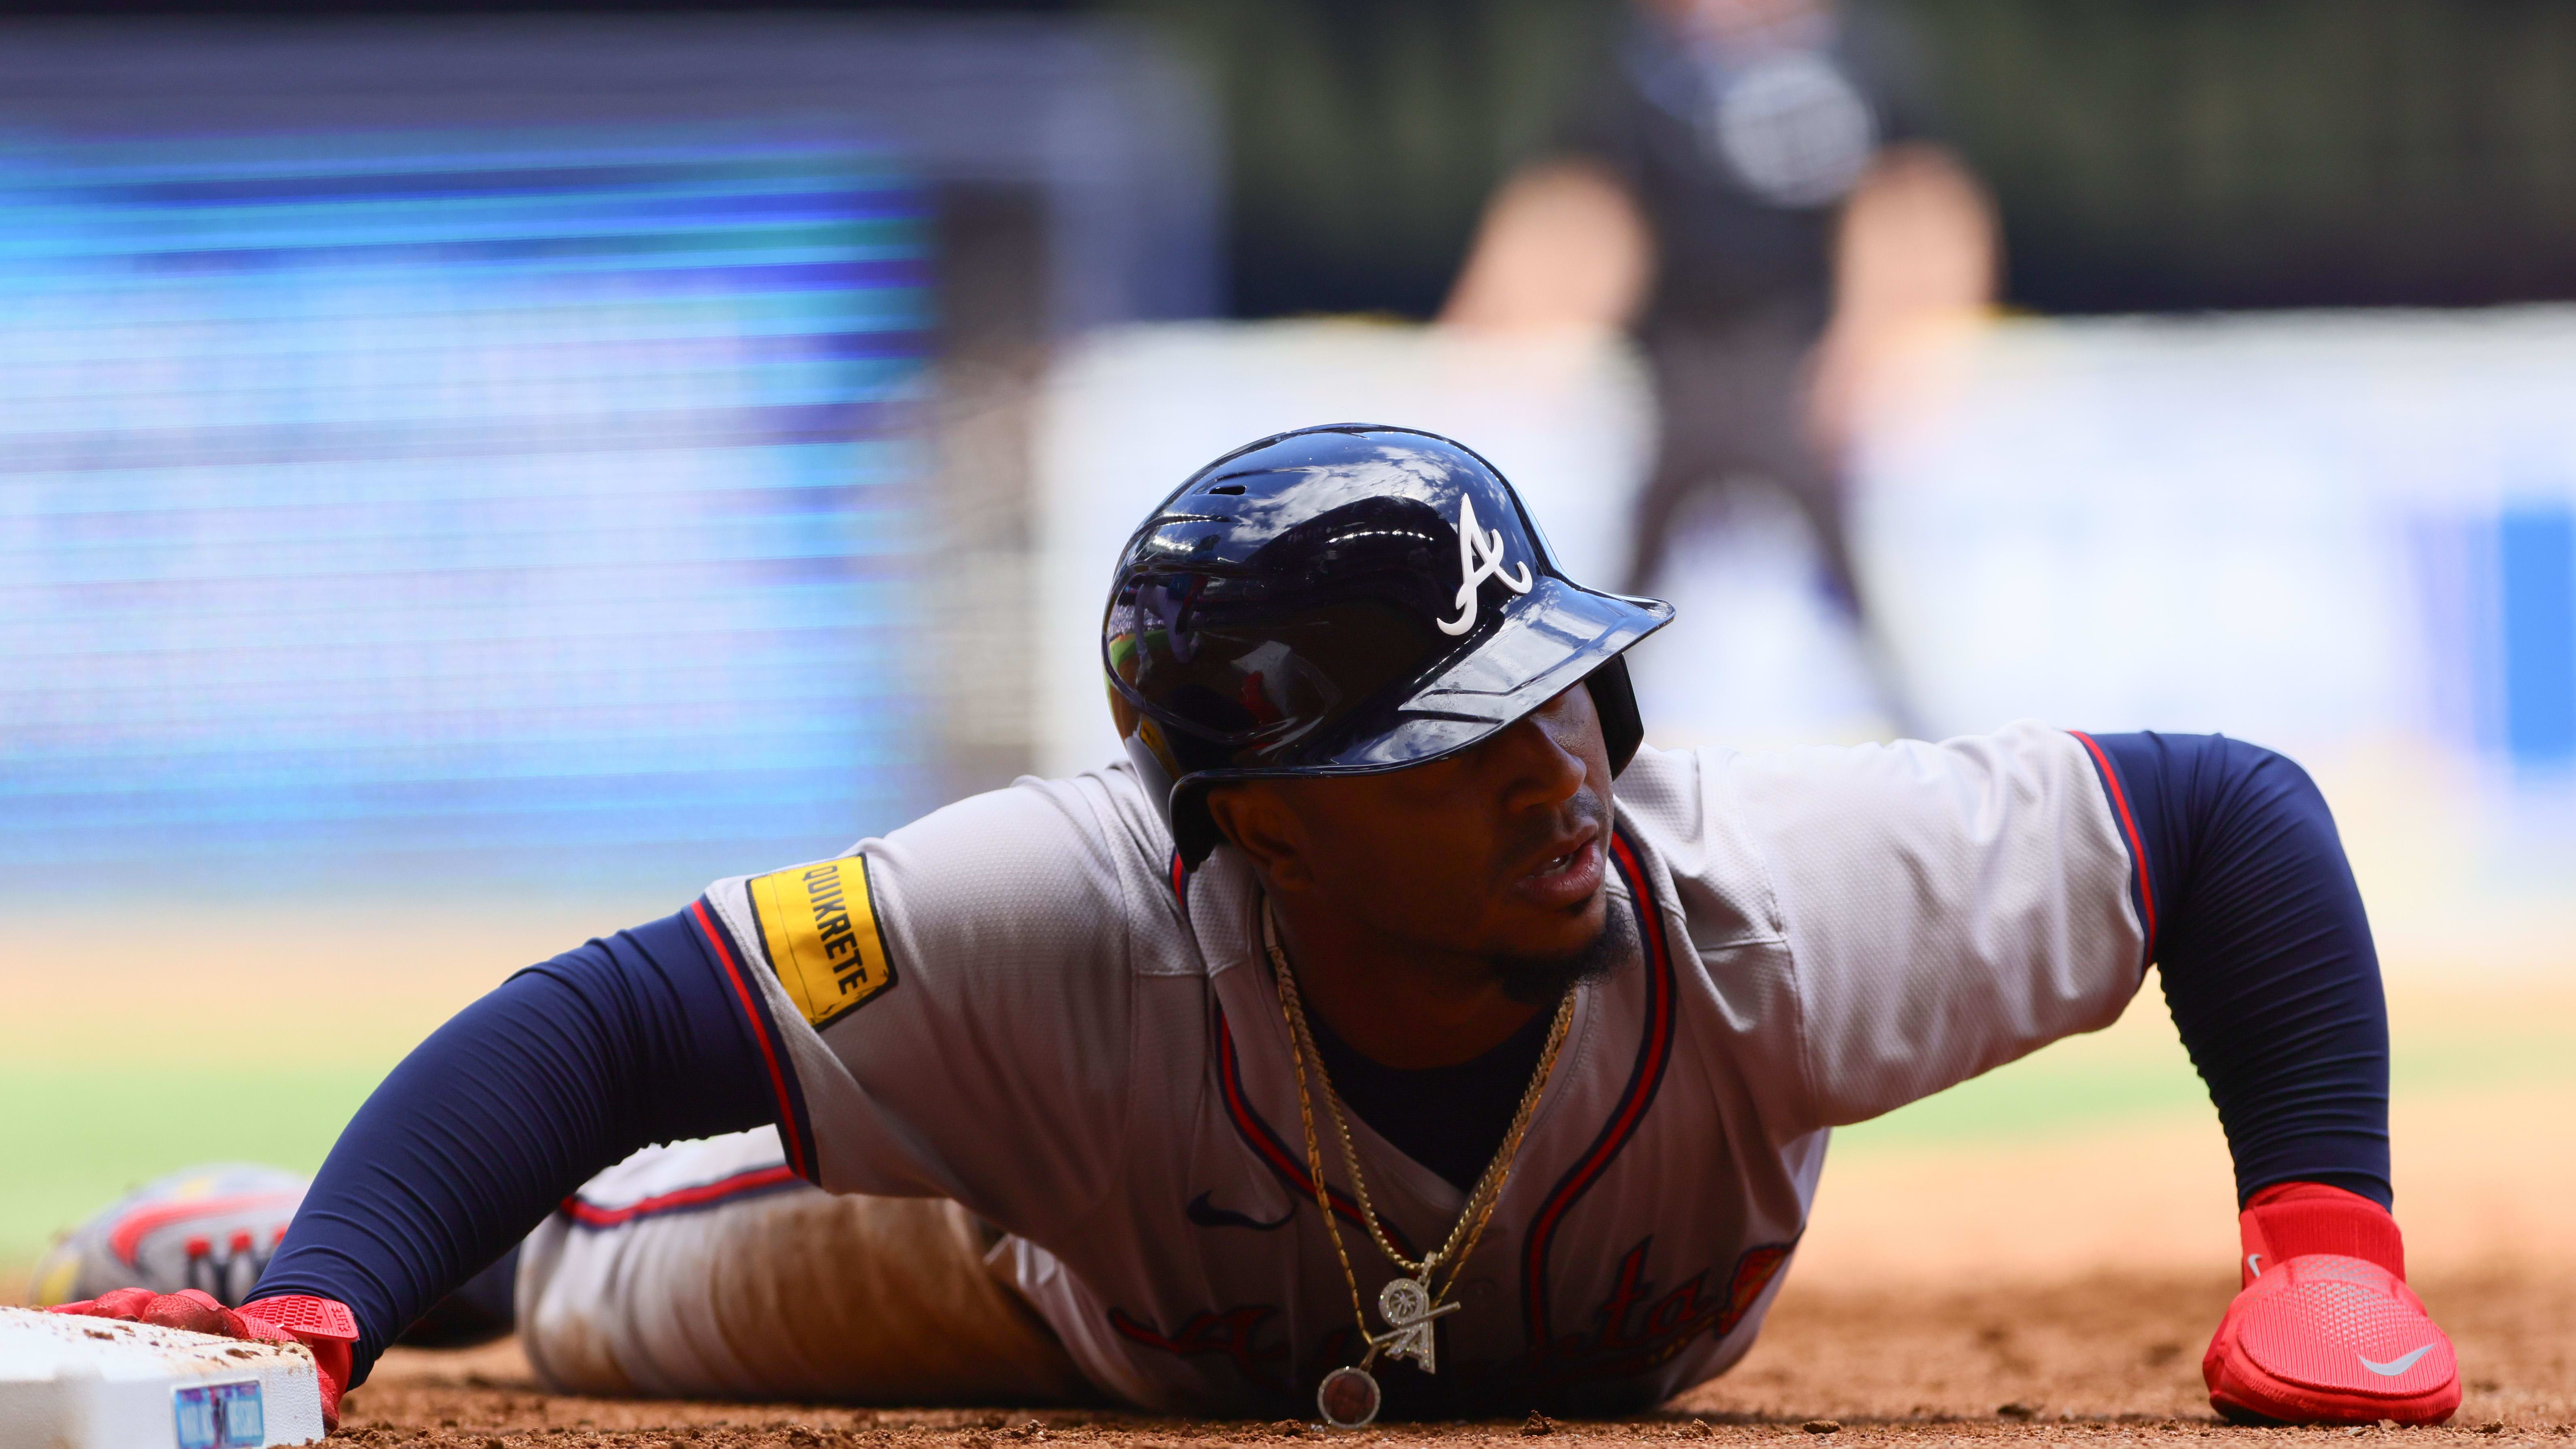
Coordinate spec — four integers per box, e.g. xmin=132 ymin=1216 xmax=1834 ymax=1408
xmin=1438 ymin=494 xmax=1534 ymax=636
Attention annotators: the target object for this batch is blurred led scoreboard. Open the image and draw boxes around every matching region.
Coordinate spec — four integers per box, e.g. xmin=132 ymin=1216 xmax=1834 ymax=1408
xmin=0 ymin=19 xmax=1216 ymax=894
xmin=0 ymin=130 xmax=931 ymax=887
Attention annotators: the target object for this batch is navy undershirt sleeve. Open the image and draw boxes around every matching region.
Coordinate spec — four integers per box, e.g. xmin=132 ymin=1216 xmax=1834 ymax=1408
xmin=2077 ymin=731 xmax=2393 ymax=1209
xmin=250 ymin=906 xmax=784 ymax=1385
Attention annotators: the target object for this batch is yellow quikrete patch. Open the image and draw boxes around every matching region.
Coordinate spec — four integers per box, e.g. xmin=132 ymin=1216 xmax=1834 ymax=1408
xmin=747 ymin=855 xmax=897 ymax=1030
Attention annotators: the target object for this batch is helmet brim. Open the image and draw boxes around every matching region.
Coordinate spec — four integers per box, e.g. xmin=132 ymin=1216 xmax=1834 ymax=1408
xmin=1296 ymin=575 xmax=1671 ymax=773
xmin=1148 ymin=575 xmax=1671 ymax=831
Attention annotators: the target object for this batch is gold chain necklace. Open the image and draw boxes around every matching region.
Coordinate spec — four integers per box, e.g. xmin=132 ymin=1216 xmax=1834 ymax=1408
xmin=1263 ymin=902 xmax=1576 ymax=1428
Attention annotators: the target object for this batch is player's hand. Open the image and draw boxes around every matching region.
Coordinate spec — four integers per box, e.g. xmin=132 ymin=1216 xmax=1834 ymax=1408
xmin=2202 ymin=1183 xmax=2460 ymax=1425
xmin=242 ymin=1295 xmax=358 ymax=1432
xmin=50 ymin=1287 xmax=358 ymax=1431
xmin=50 ymin=1286 xmax=254 ymax=1336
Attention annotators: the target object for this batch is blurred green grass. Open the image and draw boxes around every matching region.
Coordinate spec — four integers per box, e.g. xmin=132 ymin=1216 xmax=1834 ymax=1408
xmin=1 ymin=1064 xmax=395 ymax=1279
xmin=1834 ymin=986 xmax=2576 ymax=1155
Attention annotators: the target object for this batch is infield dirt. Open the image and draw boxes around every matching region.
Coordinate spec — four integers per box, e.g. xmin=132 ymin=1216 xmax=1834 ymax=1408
xmin=10 ymin=929 xmax=2570 ymax=1449
xmin=334 ymin=1266 xmax=2573 ymax=1449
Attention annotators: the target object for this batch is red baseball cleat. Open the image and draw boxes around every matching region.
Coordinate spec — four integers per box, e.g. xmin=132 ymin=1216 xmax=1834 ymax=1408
xmin=28 ymin=1164 xmax=305 ymax=1309
xmin=2202 ymin=1183 xmax=2460 ymax=1425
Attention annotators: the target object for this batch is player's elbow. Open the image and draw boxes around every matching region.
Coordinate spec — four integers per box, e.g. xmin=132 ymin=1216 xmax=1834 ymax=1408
xmin=2215 ymin=737 xmax=2333 ymax=827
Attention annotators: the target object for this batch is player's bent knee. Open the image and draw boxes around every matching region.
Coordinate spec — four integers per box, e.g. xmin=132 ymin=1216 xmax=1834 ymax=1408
xmin=514 ymin=1166 xmax=1093 ymax=1404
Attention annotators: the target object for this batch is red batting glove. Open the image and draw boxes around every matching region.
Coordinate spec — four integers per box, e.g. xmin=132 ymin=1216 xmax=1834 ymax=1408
xmin=2202 ymin=1183 xmax=2461 ymax=1425
xmin=49 ymin=1287 xmax=249 ymax=1337
xmin=242 ymin=1295 xmax=359 ymax=1432
xmin=49 ymin=1288 xmax=358 ymax=1432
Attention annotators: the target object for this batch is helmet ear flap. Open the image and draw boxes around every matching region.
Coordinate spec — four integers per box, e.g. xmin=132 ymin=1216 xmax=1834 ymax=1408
xmin=1168 ymin=781 xmax=1225 ymax=870
xmin=1114 ymin=684 xmax=1218 ymax=865
xmin=1586 ymin=654 xmax=1647 ymax=776
xmin=1119 ymin=729 xmax=1223 ymax=868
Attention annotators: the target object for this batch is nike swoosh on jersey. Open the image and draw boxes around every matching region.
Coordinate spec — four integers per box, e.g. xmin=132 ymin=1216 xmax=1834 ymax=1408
xmin=2359 ymin=1345 xmax=2435 ymax=1377
xmin=1186 ymin=1191 xmax=1292 ymax=1232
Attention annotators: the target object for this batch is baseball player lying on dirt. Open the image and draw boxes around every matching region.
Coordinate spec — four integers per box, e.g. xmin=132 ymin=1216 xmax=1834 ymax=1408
xmin=45 ymin=425 xmax=2457 ymax=1431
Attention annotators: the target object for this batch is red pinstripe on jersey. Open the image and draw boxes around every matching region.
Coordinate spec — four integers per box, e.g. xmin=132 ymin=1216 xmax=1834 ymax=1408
xmin=2070 ymin=729 xmax=2158 ymax=959
xmin=1519 ymin=831 xmax=1676 ymax=1348
xmin=1212 ymin=1005 xmax=1421 ymax=1260
xmin=560 ymin=1163 xmax=802 ymax=1230
xmin=688 ymin=897 xmax=818 ymax=1183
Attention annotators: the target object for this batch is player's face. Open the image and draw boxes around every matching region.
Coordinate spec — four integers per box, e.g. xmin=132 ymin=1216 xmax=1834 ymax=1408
xmin=1238 ymin=682 xmax=1619 ymax=974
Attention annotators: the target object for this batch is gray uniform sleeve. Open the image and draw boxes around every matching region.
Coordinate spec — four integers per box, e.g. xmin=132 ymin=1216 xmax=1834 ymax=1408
xmin=702 ymin=766 xmax=1172 ymax=1233
xmin=1722 ymin=721 xmax=2147 ymax=1128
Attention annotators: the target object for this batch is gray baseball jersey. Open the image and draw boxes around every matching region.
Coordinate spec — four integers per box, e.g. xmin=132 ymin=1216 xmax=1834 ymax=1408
xmin=690 ymin=721 xmax=2144 ymax=1415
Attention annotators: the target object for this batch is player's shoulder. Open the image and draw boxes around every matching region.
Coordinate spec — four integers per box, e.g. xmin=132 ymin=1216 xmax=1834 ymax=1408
xmin=1612 ymin=723 xmax=2104 ymax=914
xmin=1607 ymin=744 xmax=1783 ymax=956
xmin=891 ymin=757 xmax=1172 ymax=869
xmin=1717 ymin=720 xmax=2095 ymax=811
xmin=1692 ymin=722 xmax=2122 ymax=915
xmin=698 ymin=762 xmax=1179 ymax=1027
xmin=713 ymin=760 xmax=1170 ymax=903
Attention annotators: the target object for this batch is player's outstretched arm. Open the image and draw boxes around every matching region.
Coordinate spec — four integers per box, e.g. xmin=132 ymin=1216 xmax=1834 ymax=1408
xmin=2076 ymin=731 xmax=2459 ymax=1426
xmin=51 ymin=910 xmax=789 ymax=1422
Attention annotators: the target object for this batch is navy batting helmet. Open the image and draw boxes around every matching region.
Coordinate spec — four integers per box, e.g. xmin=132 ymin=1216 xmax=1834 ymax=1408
xmin=1102 ymin=423 xmax=1674 ymax=866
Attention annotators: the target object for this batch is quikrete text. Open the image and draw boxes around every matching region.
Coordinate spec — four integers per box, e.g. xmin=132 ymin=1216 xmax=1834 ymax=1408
xmin=804 ymin=863 xmax=869 ymax=994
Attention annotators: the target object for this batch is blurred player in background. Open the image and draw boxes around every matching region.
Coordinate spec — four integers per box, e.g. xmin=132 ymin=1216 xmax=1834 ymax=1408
xmin=1441 ymin=0 xmax=1996 ymax=733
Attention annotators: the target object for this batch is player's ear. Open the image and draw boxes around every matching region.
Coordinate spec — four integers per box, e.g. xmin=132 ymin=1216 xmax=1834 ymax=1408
xmin=1203 ymin=783 xmax=1314 ymax=890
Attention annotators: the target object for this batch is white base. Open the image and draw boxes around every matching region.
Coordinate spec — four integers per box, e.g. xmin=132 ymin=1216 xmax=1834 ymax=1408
xmin=0 ymin=1306 xmax=325 ymax=1448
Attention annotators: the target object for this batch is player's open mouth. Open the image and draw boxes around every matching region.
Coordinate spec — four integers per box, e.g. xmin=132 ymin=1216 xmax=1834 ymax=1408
xmin=1513 ymin=830 xmax=1604 ymax=911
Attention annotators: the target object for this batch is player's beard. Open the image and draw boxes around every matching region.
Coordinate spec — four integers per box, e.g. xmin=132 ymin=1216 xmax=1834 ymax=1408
xmin=1489 ymin=901 xmax=1635 ymax=1006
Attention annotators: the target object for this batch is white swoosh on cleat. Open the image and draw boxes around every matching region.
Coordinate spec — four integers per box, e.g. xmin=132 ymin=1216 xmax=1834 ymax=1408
xmin=2359 ymin=1345 xmax=2434 ymax=1377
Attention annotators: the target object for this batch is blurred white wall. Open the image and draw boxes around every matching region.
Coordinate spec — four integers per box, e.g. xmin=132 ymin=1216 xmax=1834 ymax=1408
xmin=1858 ymin=308 xmax=2576 ymax=974
xmin=1858 ymin=307 xmax=2576 ymax=753
xmin=1031 ymin=309 xmax=2576 ymax=972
